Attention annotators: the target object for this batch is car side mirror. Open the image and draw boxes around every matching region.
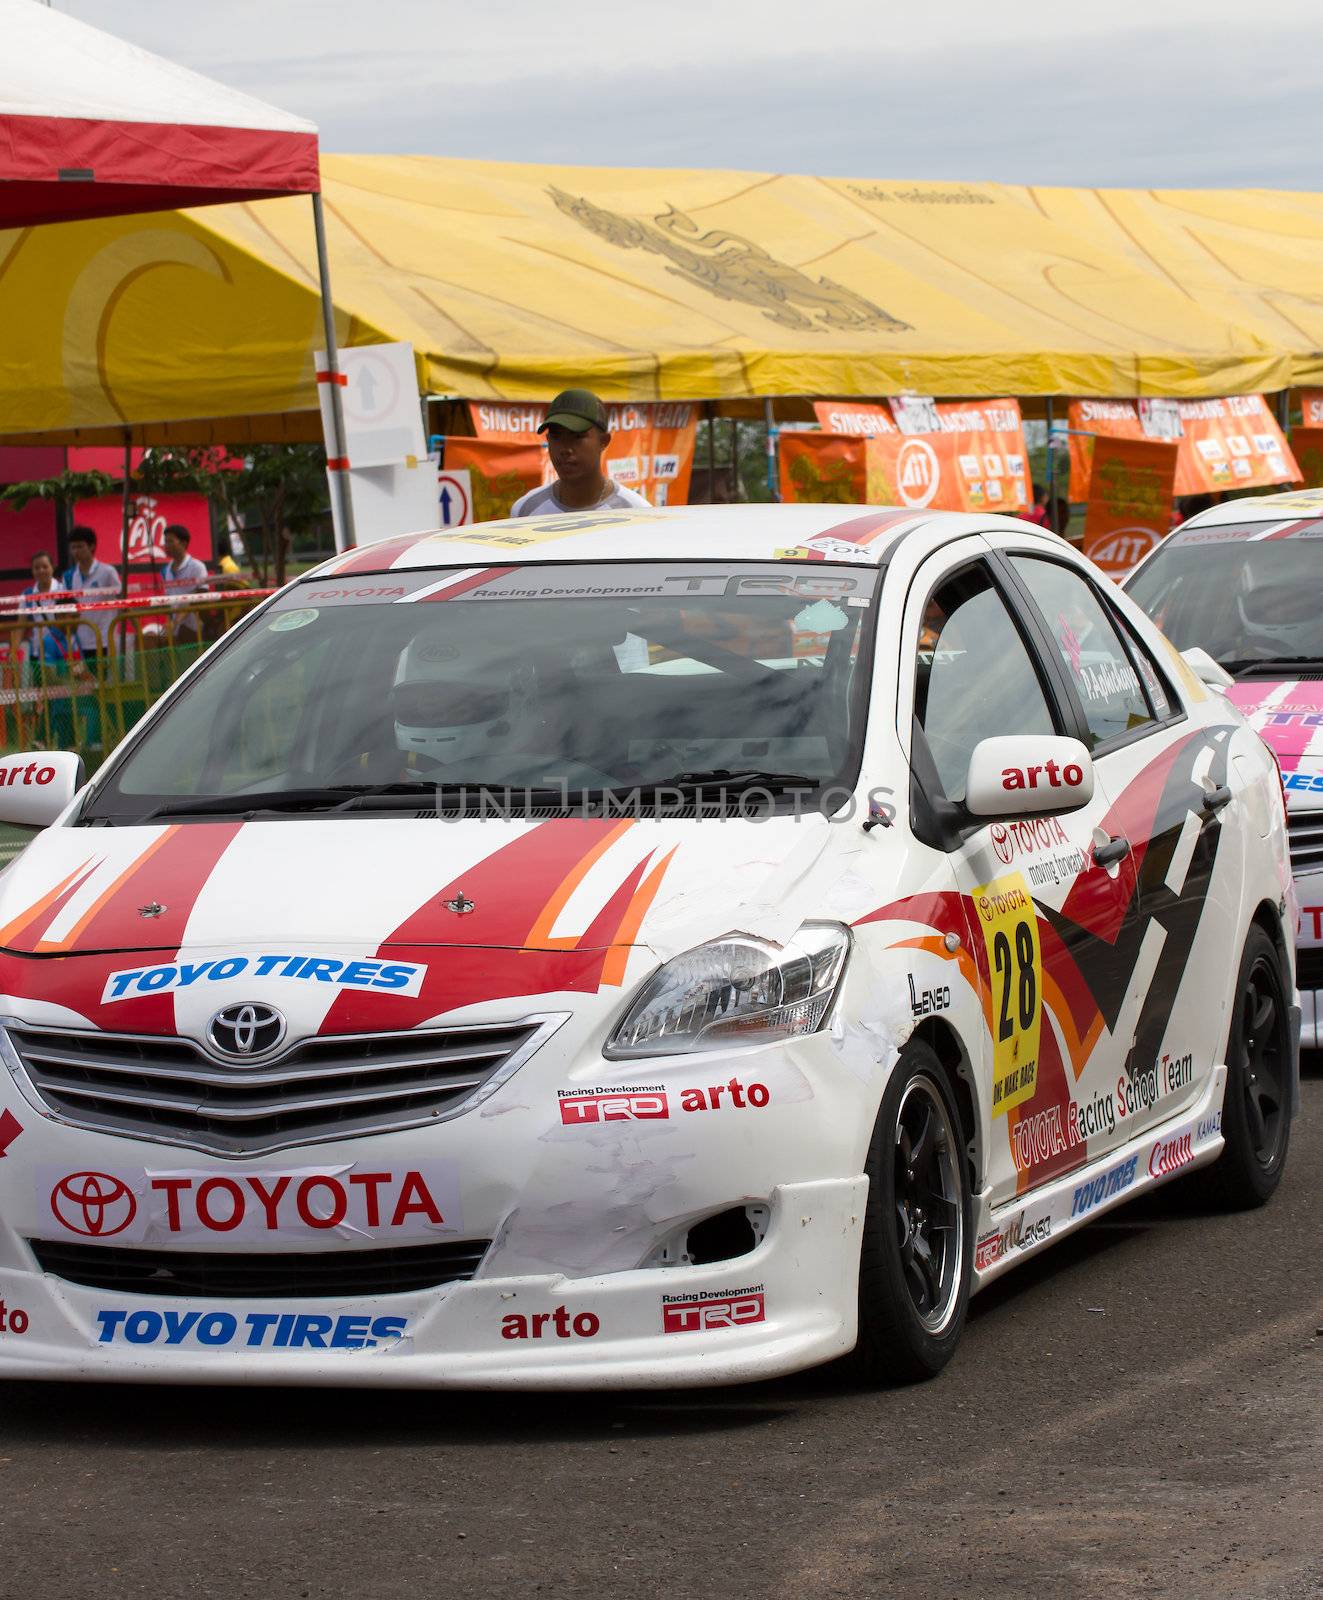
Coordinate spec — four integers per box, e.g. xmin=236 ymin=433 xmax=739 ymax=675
xmin=1180 ymin=646 xmax=1234 ymax=689
xmin=965 ymin=735 xmax=1094 ymax=818
xmin=0 ymin=751 xmax=85 ymax=829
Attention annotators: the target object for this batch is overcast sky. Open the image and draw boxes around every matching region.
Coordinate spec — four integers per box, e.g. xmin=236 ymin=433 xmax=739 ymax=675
xmin=55 ymin=0 xmax=1323 ymax=187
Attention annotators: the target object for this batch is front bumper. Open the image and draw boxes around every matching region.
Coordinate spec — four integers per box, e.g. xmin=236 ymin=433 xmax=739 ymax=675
xmin=0 ymin=1176 xmax=865 ymax=1389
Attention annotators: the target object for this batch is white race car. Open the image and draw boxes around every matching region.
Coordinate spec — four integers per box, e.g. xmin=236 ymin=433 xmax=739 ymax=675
xmin=0 ymin=505 xmax=1297 ymax=1389
xmin=1125 ymin=486 xmax=1323 ymax=1045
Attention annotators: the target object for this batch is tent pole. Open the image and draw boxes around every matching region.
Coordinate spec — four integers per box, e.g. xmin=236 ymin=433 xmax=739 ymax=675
xmin=312 ymin=191 xmax=356 ymax=549
xmin=119 ymin=430 xmax=132 ymax=592
xmin=1045 ymin=397 xmax=1056 ymax=525
xmin=765 ymin=398 xmax=780 ymax=501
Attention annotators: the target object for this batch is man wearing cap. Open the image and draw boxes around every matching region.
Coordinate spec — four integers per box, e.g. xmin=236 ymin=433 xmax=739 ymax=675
xmin=510 ymin=390 xmax=651 ymax=516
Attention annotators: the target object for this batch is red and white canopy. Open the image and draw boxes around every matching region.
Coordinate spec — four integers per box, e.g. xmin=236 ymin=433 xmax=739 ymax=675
xmin=0 ymin=0 xmax=319 ymax=228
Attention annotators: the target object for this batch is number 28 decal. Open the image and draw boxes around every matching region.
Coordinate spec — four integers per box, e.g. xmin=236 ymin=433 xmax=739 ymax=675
xmin=970 ymin=872 xmax=1042 ymax=1117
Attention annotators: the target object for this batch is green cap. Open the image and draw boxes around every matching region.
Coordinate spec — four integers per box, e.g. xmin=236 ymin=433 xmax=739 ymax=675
xmin=538 ymin=389 xmax=609 ymax=434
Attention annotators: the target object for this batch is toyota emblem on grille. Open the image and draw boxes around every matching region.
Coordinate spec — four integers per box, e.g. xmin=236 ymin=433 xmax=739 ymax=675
xmin=50 ymin=1171 xmax=137 ymax=1237
xmin=207 ymin=1002 xmax=286 ymax=1061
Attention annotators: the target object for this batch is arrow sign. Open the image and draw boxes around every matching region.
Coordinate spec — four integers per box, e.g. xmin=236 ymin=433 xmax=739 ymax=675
xmin=0 ymin=1108 xmax=22 ymax=1157
xmin=440 ymin=485 xmax=453 ymax=524
xmin=356 ymin=365 xmax=378 ymax=412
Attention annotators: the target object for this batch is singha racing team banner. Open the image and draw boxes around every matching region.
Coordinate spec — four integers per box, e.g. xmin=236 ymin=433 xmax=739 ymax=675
xmin=1068 ymin=395 xmax=1299 ymax=500
xmin=795 ymin=399 xmax=1030 ymax=512
xmin=468 ymin=401 xmax=697 ymax=506
xmin=1081 ymin=435 xmax=1178 ymax=577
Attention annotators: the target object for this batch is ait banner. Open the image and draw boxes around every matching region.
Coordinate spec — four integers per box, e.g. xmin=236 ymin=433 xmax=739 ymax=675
xmin=1069 ymin=395 xmax=1298 ymax=500
xmin=1081 ymin=436 xmax=1178 ymax=577
xmin=1300 ymin=391 xmax=1323 ymax=427
xmin=468 ymin=400 xmax=697 ymax=506
xmin=802 ymin=399 xmax=1029 ymax=512
xmin=442 ymin=437 xmax=544 ymax=522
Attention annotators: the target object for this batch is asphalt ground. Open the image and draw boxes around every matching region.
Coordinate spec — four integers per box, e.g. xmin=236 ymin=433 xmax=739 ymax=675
xmin=0 ymin=1064 xmax=1319 ymax=1600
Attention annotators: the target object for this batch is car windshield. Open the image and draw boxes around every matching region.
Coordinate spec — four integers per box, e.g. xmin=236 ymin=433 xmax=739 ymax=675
xmin=81 ymin=560 xmax=880 ymax=823
xmin=1124 ymin=525 xmax=1323 ymax=675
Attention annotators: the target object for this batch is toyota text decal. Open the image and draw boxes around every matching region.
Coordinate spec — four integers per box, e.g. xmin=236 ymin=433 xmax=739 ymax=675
xmin=40 ymin=1164 xmax=462 ymax=1245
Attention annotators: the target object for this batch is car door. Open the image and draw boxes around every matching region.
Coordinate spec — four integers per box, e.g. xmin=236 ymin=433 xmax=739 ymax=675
xmin=996 ymin=544 xmax=1243 ymax=1145
xmin=900 ymin=547 xmax=1128 ymax=1213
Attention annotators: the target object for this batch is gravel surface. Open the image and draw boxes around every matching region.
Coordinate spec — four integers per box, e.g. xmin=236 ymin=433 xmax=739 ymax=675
xmin=2 ymin=1064 xmax=1319 ymax=1600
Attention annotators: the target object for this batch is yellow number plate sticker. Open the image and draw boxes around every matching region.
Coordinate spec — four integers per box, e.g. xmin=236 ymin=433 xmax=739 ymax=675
xmin=971 ymin=872 xmax=1042 ymax=1117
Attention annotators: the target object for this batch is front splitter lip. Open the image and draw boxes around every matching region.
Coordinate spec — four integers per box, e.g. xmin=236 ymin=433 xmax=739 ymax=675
xmin=0 ymin=1177 xmax=866 ymax=1391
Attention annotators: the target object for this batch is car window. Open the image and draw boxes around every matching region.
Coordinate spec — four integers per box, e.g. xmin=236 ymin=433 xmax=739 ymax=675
xmin=915 ymin=563 xmax=1057 ymax=803
xmin=1009 ymin=557 xmax=1154 ymax=748
xmin=87 ymin=561 xmax=879 ymax=819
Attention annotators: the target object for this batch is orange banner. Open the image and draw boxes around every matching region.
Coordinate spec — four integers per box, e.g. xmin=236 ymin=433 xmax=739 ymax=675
xmin=1300 ymin=391 xmax=1323 ymax=427
xmin=442 ymin=436 xmax=544 ymax=522
xmin=1068 ymin=395 xmax=1298 ymax=500
xmin=468 ymin=400 xmax=697 ymax=506
xmin=1173 ymin=395 xmax=1298 ymax=495
xmin=778 ymin=433 xmax=867 ymax=504
xmin=799 ymin=398 xmax=1029 ymax=512
xmin=811 ymin=402 xmax=897 ymax=437
xmin=1290 ymin=427 xmax=1323 ymax=488
xmin=1082 ymin=436 xmax=1178 ymax=578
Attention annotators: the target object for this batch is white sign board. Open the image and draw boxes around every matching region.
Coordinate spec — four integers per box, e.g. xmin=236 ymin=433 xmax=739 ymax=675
xmin=315 ymin=341 xmax=427 ymax=470
xmin=327 ymin=454 xmax=443 ymax=548
xmin=437 ymin=469 xmax=473 ymax=527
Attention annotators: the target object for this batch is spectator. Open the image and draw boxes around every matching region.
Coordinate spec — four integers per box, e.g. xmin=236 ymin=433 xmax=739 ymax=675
xmin=161 ymin=524 xmax=208 ymax=644
xmin=62 ymin=526 xmax=121 ymax=657
xmin=19 ymin=550 xmax=68 ymax=669
xmin=1022 ymin=482 xmax=1052 ymax=529
xmin=511 ymin=390 xmax=650 ymax=516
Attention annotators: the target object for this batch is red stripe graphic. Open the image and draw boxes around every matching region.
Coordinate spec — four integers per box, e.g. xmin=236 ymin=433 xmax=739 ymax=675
xmin=816 ymin=509 xmax=921 ymax=546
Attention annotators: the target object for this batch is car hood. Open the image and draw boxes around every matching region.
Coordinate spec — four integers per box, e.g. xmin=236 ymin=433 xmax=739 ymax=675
xmin=0 ymin=813 xmax=855 ymax=961
xmin=0 ymin=814 xmax=862 ymax=1034
xmin=1226 ymin=679 xmax=1323 ymax=768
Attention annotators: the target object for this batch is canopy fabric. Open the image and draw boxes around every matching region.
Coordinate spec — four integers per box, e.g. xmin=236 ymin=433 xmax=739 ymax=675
xmin=5 ymin=158 xmax=1323 ymax=440
xmin=0 ymin=0 xmax=318 ymax=228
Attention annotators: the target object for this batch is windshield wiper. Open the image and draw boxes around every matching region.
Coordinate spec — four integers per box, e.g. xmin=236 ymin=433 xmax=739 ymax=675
xmin=1227 ymin=656 xmax=1323 ymax=679
xmin=131 ymin=780 xmax=573 ymax=823
xmin=616 ymin=768 xmax=825 ymax=797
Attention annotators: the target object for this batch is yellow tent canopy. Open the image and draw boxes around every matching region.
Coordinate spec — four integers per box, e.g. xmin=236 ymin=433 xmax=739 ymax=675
xmin=4 ymin=158 xmax=1323 ymax=442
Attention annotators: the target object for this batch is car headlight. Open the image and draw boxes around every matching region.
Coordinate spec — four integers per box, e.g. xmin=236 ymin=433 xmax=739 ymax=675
xmin=604 ymin=923 xmax=851 ymax=1059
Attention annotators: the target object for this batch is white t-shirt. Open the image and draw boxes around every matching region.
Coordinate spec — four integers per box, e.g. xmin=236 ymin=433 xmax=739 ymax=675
xmin=64 ymin=558 xmax=121 ymax=653
xmin=163 ymin=553 xmax=208 ymax=598
xmin=510 ymin=480 xmax=650 ymax=517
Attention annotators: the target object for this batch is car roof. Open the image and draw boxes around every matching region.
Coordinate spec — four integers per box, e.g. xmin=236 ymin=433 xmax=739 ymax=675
xmin=1171 ymin=486 xmax=1323 ymax=543
xmin=316 ymin=503 xmax=1063 ymax=576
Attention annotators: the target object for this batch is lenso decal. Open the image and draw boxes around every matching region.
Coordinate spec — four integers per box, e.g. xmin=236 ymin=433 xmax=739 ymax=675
xmin=268 ymin=608 xmax=319 ymax=632
xmin=101 ymin=954 xmax=426 ymax=1004
xmin=93 ymin=1308 xmax=409 ymax=1350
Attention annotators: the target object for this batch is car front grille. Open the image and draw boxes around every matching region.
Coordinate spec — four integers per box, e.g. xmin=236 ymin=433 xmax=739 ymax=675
xmin=28 ymin=1236 xmax=490 ymax=1298
xmin=3 ymin=1017 xmax=558 ymax=1156
xmin=1286 ymin=810 xmax=1323 ymax=876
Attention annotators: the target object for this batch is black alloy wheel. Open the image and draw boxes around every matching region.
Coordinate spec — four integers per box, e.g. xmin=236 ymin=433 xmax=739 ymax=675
xmin=850 ymin=1041 xmax=972 ymax=1383
xmin=1197 ymin=924 xmax=1293 ymax=1208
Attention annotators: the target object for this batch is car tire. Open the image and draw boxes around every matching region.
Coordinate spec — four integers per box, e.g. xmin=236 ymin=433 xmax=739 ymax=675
xmin=849 ymin=1041 xmax=972 ymax=1384
xmin=1196 ymin=924 xmax=1293 ymax=1209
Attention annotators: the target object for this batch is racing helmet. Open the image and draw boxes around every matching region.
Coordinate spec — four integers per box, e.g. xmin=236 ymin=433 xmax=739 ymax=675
xmin=390 ymin=634 xmax=532 ymax=767
xmin=1234 ymin=566 xmax=1321 ymax=656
